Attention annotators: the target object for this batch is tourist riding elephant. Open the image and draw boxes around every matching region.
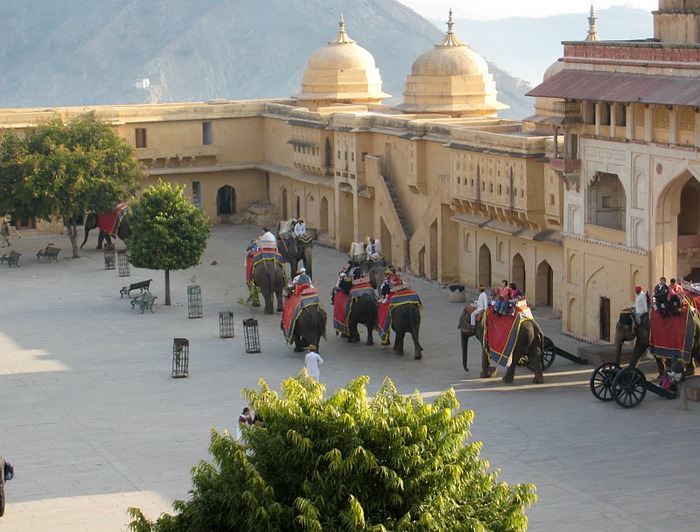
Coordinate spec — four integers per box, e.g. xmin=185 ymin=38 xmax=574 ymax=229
xmin=386 ymin=303 xmax=423 ymax=359
xmin=458 ymin=307 xmax=545 ymax=384
xmin=252 ymin=260 xmax=286 ymax=314
xmin=290 ymin=304 xmax=327 ymax=353
xmin=613 ymin=310 xmax=699 ymax=377
xmin=347 ymin=292 xmax=379 ymax=345
xmin=277 ymin=224 xmax=313 ymax=279
xmin=80 ymin=207 xmax=130 ymax=249
xmin=359 ymin=258 xmax=386 ymax=290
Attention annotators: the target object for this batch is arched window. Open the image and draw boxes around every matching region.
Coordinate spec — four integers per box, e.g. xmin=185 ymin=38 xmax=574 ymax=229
xmin=216 ymin=186 xmax=236 ymax=215
xmin=587 ymin=172 xmax=626 ymax=231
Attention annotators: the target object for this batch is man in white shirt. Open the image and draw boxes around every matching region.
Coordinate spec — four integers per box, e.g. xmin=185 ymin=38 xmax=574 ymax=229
xmin=471 ymin=285 xmax=490 ymax=326
xmin=634 ymin=285 xmax=648 ymax=325
xmin=366 ymin=237 xmax=382 ymax=259
xmin=304 ymin=344 xmax=323 ymax=380
xmin=294 ymin=218 xmax=306 ymax=237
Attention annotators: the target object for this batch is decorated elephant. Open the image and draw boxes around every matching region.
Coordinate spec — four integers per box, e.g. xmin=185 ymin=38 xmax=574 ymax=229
xmin=251 ymin=257 xmax=286 ymax=314
xmin=277 ymin=220 xmax=313 ymax=279
xmin=359 ymin=257 xmax=387 ymax=290
xmin=80 ymin=203 xmax=130 ymax=249
xmin=288 ymin=303 xmax=327 ymax=353
xmin=383 ymin=302 xmax=423 ymax=359
xmin=614 ymin=309 xmax=699 ymax=377
xmin=458 ymin=306 xmax=545 ymax=384
xmin=347 ymin=292 xmax=379 ymax=345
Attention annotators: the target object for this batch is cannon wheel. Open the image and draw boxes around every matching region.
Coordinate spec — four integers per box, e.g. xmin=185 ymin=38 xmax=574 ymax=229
xmin=542 ymin=336 xmax=556 ymax=370
xmin=612 ymin=367 xmax=647 ymax=408
xmin=589 ymin=362 xmax=621 ymax=401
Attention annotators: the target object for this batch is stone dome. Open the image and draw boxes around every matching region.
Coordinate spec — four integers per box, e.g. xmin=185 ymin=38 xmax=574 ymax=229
xmin=395 ymin=10 xmax=506 ymax=117
xmin=543 ymin=59 xmax=565 ymax=81
xmin=294 ymin=16 xmax=389 ymax=107
xmin=410 ymin=44 xmax=489 ymax=77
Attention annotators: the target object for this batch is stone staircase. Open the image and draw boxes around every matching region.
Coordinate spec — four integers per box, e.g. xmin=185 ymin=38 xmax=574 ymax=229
xmin=383 ymin=174 xmax=412 ymax=240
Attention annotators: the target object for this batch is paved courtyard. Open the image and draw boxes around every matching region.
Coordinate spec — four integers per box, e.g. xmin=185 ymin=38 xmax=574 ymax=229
xmin=1 ymin=224 xmax=699 ymax=531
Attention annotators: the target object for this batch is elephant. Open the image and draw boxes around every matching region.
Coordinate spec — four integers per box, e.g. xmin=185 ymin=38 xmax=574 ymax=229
xmin=346 ymin=292 xmax=379 ymax=345
xmin=458 ymin=306 xmax=544 ymax=384
xmin=290 ymin=304 xmax=327 ymax=353
xmin=613 ymin=310 xmax=699 ymax=377
xmin=359 ymin=258 xmax=387 ymax=290
xmin=277 ymin=229 xmax=313 ymax=280
xmin=80 ymin=211 xmax=131 ymax=249
xmin=252 ymin=259 xmax=286 ymax=314
xmin=384 ymin=302 xmax=423 ymax=359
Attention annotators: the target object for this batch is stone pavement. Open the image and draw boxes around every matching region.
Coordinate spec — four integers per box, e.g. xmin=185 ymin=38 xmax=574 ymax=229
xmin=1 ymin=225 xmax=699 ymax=531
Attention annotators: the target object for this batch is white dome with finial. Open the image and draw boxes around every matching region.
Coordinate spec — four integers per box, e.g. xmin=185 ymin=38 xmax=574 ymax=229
xmin=395 ymin=10 xmax=506 ymax=117
xmin=295 ymin=16 xmax=389 ymax=107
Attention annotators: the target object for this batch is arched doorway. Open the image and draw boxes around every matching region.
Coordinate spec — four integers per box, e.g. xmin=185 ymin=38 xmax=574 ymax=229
xmin=280 ymin=188 xmax=288 ymax=220
xmin=656 ymin=171 xmax=698 ymax=281
xmin=320 ymin=196 xmax=329 ymax=234
xmin=535 ymin=260 xmax=553 ymax=307
xmin=337 ymin=187 xmax=354 ymax=250
xmin=478 ymin=244 xmax=492 ymax=288
xmin=216 ymin=185 xmax=236 ymax=215
xmin=511 ymin=253 xmax=525 ymax=294
xmin=295 ymin=195 xmax=301 ymax=219
xmin=677 ymin=178 xmax=700 ymax=281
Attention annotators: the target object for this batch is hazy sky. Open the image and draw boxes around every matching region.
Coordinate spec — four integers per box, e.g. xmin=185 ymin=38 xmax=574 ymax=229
xmin=397 ymin=1 xmax=658 ymax=21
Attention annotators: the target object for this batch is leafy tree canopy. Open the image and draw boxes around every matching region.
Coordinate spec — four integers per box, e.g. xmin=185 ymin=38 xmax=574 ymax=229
xmin=127 ymin=180 xmax=211 ymax=273
xmin=129 ymin=375 xmax=536 ymax=532
xmin=0 ymin=116 xmax=141 ymax=223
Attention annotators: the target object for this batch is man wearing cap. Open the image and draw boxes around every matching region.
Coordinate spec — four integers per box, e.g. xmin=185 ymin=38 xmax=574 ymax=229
xmin=471 ymin=285 xmax=490 ymax=326
xmin=366 ymin=236 xmax=382 ymax=260
xmin=304 ymin=345 xmax=323 ymax=381
xmin=634 ymin=285 xmax=648 ymax=326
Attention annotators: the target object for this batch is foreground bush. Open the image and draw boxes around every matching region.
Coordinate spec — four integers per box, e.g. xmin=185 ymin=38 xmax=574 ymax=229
xmin=129 ymin=375 xmax=536 ymax=531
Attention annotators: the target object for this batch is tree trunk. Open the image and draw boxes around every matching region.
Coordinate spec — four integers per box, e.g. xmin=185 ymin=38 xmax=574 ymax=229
xmin=165 ymin=269 xmax=171 ymax=306
xmin=66 ymin=219 xmax=80 ymax=258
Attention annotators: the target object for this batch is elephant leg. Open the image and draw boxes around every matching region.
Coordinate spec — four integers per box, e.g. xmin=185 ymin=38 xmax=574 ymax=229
xmin=529 ymin=348 xmax=545 ymax=384
xmin=394 ymin=330 xmax=405 ymax=356
xmin=655 ymin=357 xmax=667 ymax=379
xmin=293 ymin=335 xmax=304 ymax=352
xmin=503 ymin=361 xmax=517 ymax=383
xmin=96 ymin=230 xmax=105 ymax=250
xmin=480 ymin=347 xmax=497 ymax=378
xmin=263 ymin=291 xmax=274 ymax=314
xmin=461 ymin=332 xmax=469 ymax=372
xmin=411 ymin=324 xmax=422 ymax=360
xmin=275 ymin=290 xmax=284 ymax=312
xmin=366 ymin=323 xmax=374 ymax=346
xmin=686 ymin=356 xmax=696 ymax=377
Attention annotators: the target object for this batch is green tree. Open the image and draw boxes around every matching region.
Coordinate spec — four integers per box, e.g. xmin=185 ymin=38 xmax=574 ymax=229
xmin=127 ymin=180 xmax=211 ymax=305
xmin=0 ymin=116 xmax=142 ymax=257
xmin=128 ymin=375 xmax=536 ymax=531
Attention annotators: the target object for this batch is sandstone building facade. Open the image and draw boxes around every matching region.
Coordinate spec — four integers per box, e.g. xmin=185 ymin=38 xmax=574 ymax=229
xmin=3 ymin=3 xmax=699 ymax=343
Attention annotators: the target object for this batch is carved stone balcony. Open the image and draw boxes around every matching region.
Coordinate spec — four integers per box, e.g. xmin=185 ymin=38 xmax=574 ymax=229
xmin=137 ymin=145 xmax=220 ymax=168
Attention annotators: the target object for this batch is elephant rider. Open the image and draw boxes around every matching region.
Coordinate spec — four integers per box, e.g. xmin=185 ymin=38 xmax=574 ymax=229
xmin=634 ymin=285 xmax=649 ymax=327
xmin=653 ymin=277 xmax=670 ymax=317
xmin=365 ymin=236 xmax=382 ymax=260
xmin=292 ymin=267 xmax=312 ymax=294
xmin=493 ymin=280 xmax=513 ymax=316
xmin=294 ymin=218 xmax=307 ymax=237
xmin=471 ymin=285 xmax=490 ymax=326
xmin=257 ymin=227 xmax=277 ymax=250
xmin=668 ymin=278 xmax=683 ymax=315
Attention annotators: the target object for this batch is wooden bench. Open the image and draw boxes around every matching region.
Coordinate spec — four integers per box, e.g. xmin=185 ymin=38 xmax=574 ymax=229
xmin=0 ymin=250 xmax=21 ymax=267
xmin=131 ymin=293 xmax=157 ymax=313
xmin=36 ymin=245 xmax=60 ymax=262
xmin=120 ymin=279 xmax=152 ymax=299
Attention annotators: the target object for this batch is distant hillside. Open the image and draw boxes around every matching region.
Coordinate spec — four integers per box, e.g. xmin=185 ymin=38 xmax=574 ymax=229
xmin=448 ymin=7 xmax=653 ymax=85
xmin=0 ymin=0 xmax=532 ymax=118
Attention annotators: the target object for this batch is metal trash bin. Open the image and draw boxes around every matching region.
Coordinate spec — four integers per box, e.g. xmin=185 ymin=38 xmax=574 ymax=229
xmin=219 ymin=311 xmax=235 ymax=338
xmin=117 ymin=250 xmax=130 ymax=277
xmin=187 ymin=284 xmax=203 ymax=319
xmin=103 ymin=247 xmax=116 ymax=270
xmin=243 ymin=318 xmax=261 ymax=353
xmin=172 ymin=338 xmax=189 ymax=378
